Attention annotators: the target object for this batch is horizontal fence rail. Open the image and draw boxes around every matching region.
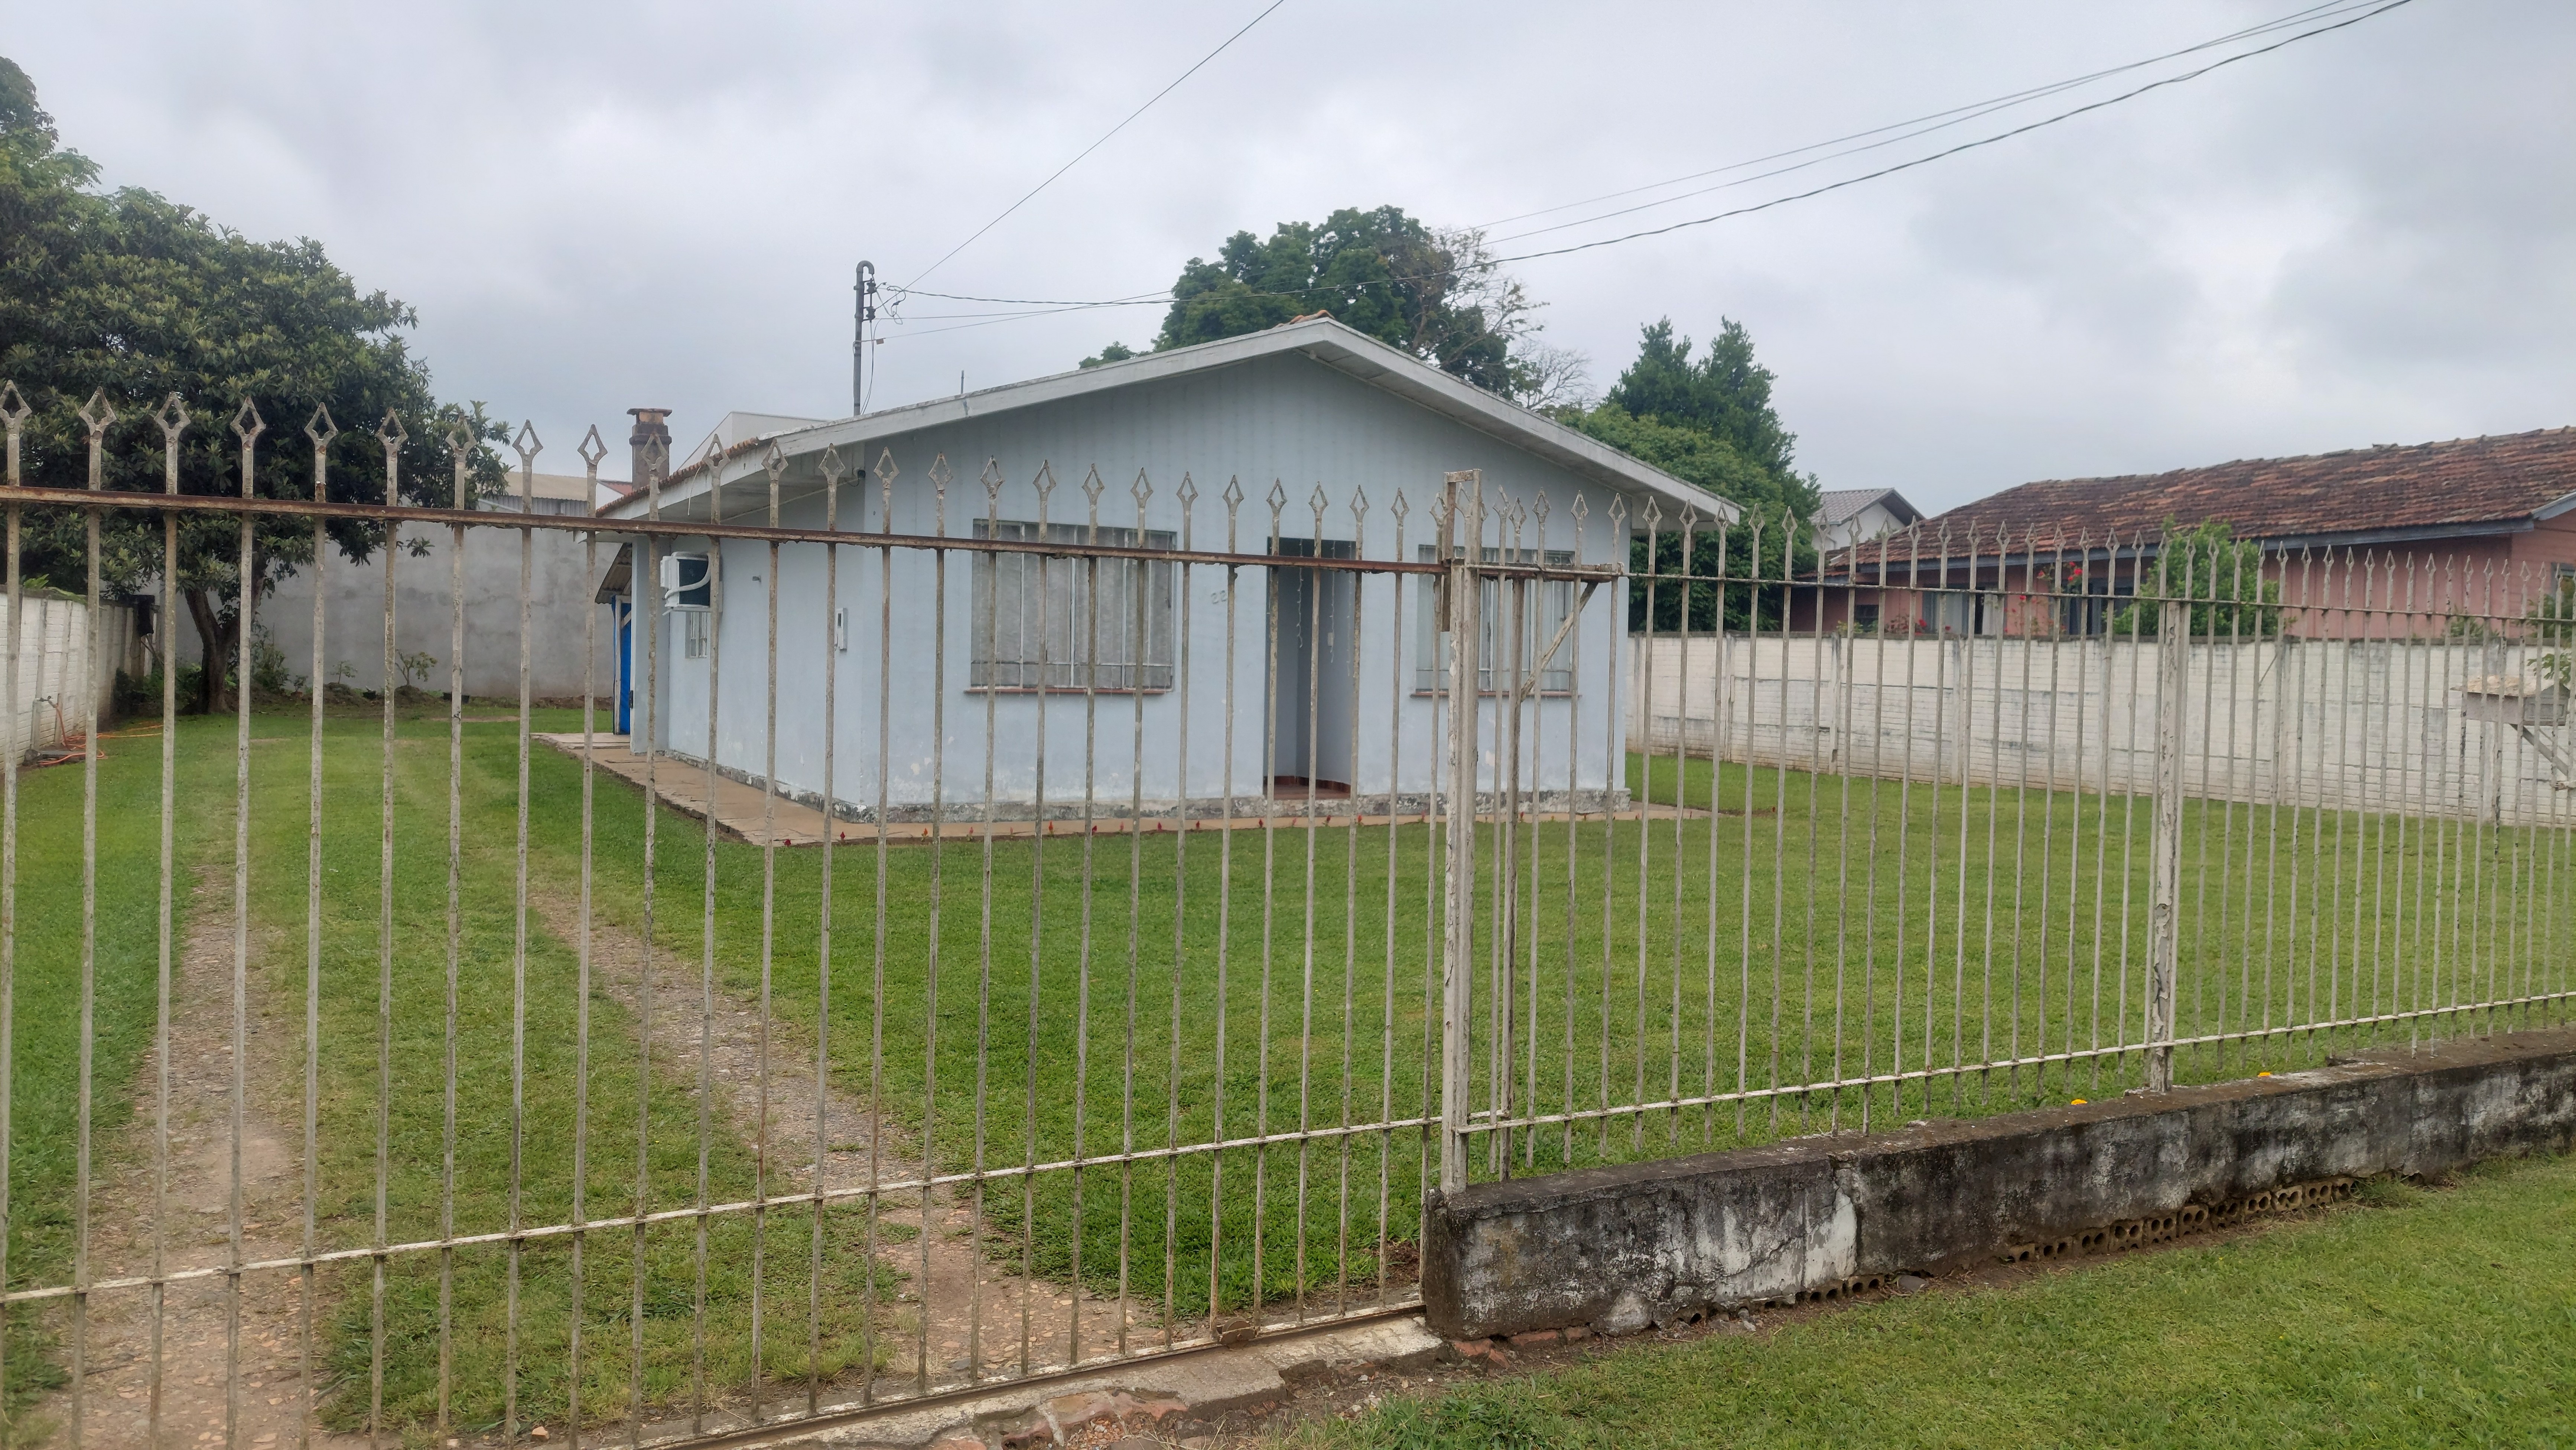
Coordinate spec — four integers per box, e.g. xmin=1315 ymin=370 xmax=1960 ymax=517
xmin=0 ymin=382 xmax=2567 ymax=1449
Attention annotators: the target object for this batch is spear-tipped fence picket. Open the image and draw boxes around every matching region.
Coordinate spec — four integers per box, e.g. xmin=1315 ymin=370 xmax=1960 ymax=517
xmin=0 ymin=387 xmax=2567 ymax=1447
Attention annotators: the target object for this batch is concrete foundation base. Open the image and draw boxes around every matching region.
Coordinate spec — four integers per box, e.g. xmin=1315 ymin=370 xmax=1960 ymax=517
xmin=1422 ymin=1028 xmax=2576 ymax=1341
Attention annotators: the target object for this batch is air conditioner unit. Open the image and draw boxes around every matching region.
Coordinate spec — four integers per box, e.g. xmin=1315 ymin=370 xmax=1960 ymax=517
xmin=660 ymin=552 xmax=712 ymax=611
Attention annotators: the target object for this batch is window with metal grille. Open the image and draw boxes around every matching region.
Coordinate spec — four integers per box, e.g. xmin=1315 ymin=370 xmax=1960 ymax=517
xmin=682 ymin=610 xmax=710 ymax=659
xmin=971 ymin=520 xmax=1177 ymax=690
xmin=1414 ymin=546 xmax=1578 ymax=693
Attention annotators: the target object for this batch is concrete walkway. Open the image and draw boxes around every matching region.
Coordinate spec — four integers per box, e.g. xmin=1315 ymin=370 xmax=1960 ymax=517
xmin=536 ymin=733 xmax=1710 ymax=849
xmin=533 ymin=733 xmax=840 ymax=845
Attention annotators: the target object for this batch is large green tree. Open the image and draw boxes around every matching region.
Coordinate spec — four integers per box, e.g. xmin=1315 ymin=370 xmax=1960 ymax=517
xmin=0 ymin=56 xmax=501 ymax=713
xmin=1083 ymin=205 xmax=1588 ymax=407
xmin=1568 ymin=319 xmax=1821 ymax=629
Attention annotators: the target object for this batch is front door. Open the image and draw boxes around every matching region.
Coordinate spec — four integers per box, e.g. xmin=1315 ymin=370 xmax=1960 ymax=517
xmin=1269 ymin=538 xmax=1357 ymax=795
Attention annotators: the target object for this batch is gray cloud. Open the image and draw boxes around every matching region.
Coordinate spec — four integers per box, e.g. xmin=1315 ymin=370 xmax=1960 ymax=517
xmin=8 ymin=0 xmax=2568 ymax=507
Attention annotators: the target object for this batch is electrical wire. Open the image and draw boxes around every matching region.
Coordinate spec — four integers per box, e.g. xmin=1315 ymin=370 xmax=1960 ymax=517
xmin=1488 ymin=0 xmax=2414 ymax=267
xmin=882 ymin=0 xmax=2414 ymax=335
xmin=1469 ymin=0 xmax=2370 ymax=236
xmin=900 ymin=0 xmax=1289 ymax=290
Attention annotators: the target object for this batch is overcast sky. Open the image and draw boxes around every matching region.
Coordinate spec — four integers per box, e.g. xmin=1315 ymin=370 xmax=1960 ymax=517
xmin=10 ymin=0 xmax=2570 ymax=507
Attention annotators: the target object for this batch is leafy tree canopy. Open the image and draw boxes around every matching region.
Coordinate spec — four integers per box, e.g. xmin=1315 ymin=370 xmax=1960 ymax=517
xmin=1571 ymin=402 xmax=1801 ymax=520
xmin=0 ymin=55 xmax=503 ymax=711
xmin=1083 ymin=205 xmax=1588 ymax=408
xmin=1568 ymin=320 xmax=1821 ymax=630
xmin=1597 ymin=318 xmax=1801 ymax=481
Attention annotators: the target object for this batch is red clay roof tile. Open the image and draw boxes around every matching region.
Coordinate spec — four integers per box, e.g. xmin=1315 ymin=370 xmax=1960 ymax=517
xmin=1841 ymin=426 xmax=2576 ymax=565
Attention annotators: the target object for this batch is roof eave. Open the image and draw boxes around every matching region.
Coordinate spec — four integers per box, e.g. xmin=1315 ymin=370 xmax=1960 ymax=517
xmin=596 ymin=318 xmax=1735 ymax=526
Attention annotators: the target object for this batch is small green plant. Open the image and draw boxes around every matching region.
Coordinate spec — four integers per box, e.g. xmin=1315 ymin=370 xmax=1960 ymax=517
xmin=248 ymin=624 xmax=298 ymax=695
xmin=2111 ymin=519 xmax=2282 ymax=638
xmin=111 ymin=662 xmax=204 ymax=715
xmin=2531 ymin=574 xmax=2573 ymax=692
xmin=2354 ymin=1174 xmax=2424 ymax=1209
xmin=1345 ymin=1391 xmax=1568 ymax=1450
xmin=394 ymin=649 xmax=439 ymax=693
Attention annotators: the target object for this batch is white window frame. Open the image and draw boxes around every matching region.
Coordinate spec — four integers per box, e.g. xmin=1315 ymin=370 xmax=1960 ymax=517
xmin=970 ymin=520 xmax=1177 ymax=691
xmin=1414 ymin=546 xmax=1578 ymax=695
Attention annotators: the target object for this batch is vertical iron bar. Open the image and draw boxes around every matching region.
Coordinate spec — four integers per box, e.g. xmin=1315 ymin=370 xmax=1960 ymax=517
xmin=1122 ymin=474 xmax=1151 ymax=1355
xmin=1253 ymin=483 xmax=1281 ymax=1317
xmin=571 ymin=422 xmax=606 ymax=1450
xmin=809 ymin=443 xmax=846 ymax=1414
xmin=1438 ymin=472 xmax=1479 ymax=1196
xmin=750 ymin=445 xmax=786 ymax=1428
xmin=1167 ymin=476 xmax=1197 ymax=1343
xmin=1072 ymin=477 xmax=1101 ymax=1364
xmin=224 ymin=403 xmax=256 ymax=1450
xmin=373 ymin=413 xmax=406 ymax=1450
xmin=1206 ymin=477 xmax=1241 ymax=1344
xmin=507 ymin=424 xmax=539 ymax=1441
xmin=631 ymin=430 xmax=666 ymax=1449
xmin=1337 ymin=489 xmax=1364 ymax=1311
xmin=1018 ymin=464 xmax=1043 ymax=1378
xmin=0 ymin=389 xmax=21 ymax=1450
xmin=72 ymin=392 xmax=119 ymax=1450
xmin=143 ymin=395 xmax=185 ymax=1445
xmin=971 ymin=462 xmax=1000 ymax=1386
xmin=691 ymin=464 xmax=724 ymax=1433
xmin=438 ymin=423 xmax=465 ymax=1442
xmin=303 ymin=409 xmax=335 ymax=1450
xmin=1379 ymin=491 xmax=1405 ymax=1294
xmin=868 ymin=450 xmax=895 ymax=1402
xmin=1567 ymin=500 xmax=1591 ymax=1163
xmin=1294 ymin=490 xmax=1321 ymax=1307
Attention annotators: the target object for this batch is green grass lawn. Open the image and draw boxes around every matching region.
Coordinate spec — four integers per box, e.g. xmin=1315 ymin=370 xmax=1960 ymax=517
xmin=12 ymin=703 xmax=2566 ymax=1437
xmin=3 ymin=706 xmax=886 ymax=1438
xmin=1305 ymin=1151 xmax=2576 ymax=1449
xmin=0 ymin=719 xmax=226 ymax=1420
xmin=237 ymin=707 xmax=887 ymax=1434
xmin=534 ymin=732 xmax=2568 ymax=1337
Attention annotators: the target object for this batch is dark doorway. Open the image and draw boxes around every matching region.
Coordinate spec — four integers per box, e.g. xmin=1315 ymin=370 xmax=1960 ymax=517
xmin=1270 ymin=537 xmax=1357 ymax=795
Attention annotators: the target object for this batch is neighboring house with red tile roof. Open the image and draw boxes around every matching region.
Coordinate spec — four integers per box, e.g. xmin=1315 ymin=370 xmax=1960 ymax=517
xmin=1811 ymin=427 xmax=2576 ymax=639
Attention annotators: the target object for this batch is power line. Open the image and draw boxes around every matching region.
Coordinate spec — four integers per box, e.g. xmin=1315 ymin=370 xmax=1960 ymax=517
xmin=884 ymin=0 xmax=2414 ymax=333
xmin=1468 ymin=0 xmax=2369 ymax=236
xmin=900 ymin=0 xmax=1289 ymax=290
xmin=1487 ymin=0 xmax=2415 ymax=268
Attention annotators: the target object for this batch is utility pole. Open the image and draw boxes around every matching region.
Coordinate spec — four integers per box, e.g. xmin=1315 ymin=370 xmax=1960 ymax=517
xmin=852 ymin=260 xmax=877 ymax=417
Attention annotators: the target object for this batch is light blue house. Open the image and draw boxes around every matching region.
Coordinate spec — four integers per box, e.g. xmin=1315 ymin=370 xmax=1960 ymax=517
xmin=593 ymin=317 xmax=1731 ymax=823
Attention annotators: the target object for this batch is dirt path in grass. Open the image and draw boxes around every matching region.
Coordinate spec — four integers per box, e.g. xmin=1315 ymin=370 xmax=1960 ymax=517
xmin=33 ymin=874 xmax=366 ymax=1450
xmin=529 ymin=892 xmax=1142 ymax=1395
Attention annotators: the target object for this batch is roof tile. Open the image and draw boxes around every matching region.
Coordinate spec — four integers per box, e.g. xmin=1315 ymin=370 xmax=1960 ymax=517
xmin=1854 ymin=426 xmax=2576 ymax=562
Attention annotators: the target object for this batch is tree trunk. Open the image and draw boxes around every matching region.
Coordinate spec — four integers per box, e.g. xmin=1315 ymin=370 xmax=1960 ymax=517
xmin=182 ymin=586 xmax=233 ymax=715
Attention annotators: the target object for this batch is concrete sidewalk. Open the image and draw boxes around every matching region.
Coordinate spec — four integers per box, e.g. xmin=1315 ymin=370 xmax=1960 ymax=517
xmin=536 ymin=733 xmax=1710 ymax=849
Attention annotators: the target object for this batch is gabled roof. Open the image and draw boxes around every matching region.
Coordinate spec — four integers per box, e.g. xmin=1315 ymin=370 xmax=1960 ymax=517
xmin=1817 ymin=487 xmax=1920 ymax=528
xmin=598 ymin=316 xmax=1734 ymax=526
xmin=1839 ymin=427 xmax=2576 ymax=568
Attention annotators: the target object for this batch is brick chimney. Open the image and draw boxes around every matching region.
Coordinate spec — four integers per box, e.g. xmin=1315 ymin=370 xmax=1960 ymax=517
xmin=628 ymin=408 xmax=672 ymax=496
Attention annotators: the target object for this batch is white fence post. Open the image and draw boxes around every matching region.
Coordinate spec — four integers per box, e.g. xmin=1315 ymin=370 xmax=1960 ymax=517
xmin=1440 ymin=469 xmax=1481 ymax=1196
xmin=2146 ymin=597 xmax=2190 ymax=1091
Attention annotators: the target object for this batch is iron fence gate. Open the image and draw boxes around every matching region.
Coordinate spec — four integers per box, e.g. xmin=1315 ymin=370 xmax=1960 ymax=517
xmin=0 ymin=383 xmax=2567 ymax=1448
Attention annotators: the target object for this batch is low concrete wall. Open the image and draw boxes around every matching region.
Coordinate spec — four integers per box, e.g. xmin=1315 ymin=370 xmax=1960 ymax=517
xmin=165 ymin=520 xmax=617 ymax=702
xmin=5 ymin=591 xmax=140 ymax=760
xmin=1422 ymin=1028 xmax=2576 ymax=1340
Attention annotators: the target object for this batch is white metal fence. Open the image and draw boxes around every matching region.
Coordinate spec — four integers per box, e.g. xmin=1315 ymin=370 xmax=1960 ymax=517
xmin=0 ymin=383 xmax=2567 ymax=1450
